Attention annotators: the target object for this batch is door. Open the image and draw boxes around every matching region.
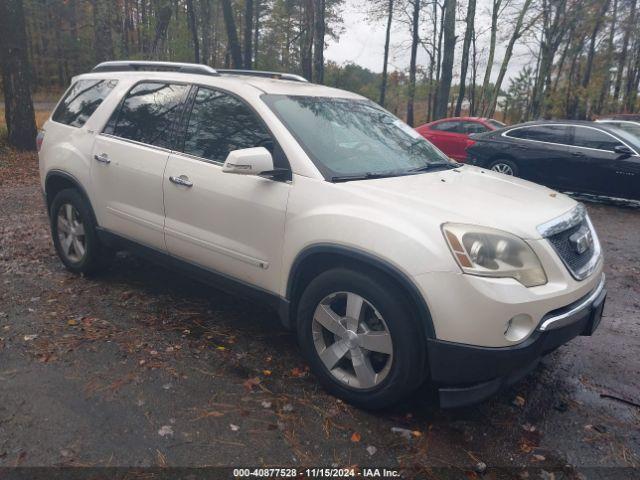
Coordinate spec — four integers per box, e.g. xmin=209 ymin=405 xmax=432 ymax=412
xmin=163 ymin=86 xmax=290 ymax=292
xmin=570 ymin=126 xmax=640 ymax=199
xmin=427 ymin=120 xmax=467 ymax=160
xmin=503 ymin=125 xmax=573 ymax=188
xmin=90 ymin=81 xmax=190 ymax=251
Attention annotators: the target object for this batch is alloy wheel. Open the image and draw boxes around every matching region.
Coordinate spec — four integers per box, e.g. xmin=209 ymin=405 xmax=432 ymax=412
xmin=56 ymin=203 xmax=87 ymax=263
xmin=311 ymin=292 xmax=393 ymax=389
xmin=491 ymin=163 xmax=515 ymax=175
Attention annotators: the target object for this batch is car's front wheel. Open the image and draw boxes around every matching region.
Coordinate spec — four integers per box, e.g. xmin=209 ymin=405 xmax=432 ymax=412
xmin=50 ymin=188 xmax=112 ymax=274
xmin=297 ymin=268 xmax=427 ymax=409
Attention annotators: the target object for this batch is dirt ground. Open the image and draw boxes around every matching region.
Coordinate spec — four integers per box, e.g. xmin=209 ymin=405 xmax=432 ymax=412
xmin=0 ymin=149 xmax=638 ymax=479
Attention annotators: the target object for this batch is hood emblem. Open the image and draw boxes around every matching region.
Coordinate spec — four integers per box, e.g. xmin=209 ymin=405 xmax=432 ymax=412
xmin=569 ymin=227 xmax=593 ymax=255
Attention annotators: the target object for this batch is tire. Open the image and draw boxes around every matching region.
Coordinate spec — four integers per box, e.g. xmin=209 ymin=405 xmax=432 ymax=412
xmin=489 ymin=158 xmax=519 ymax=177
xmin=297 ymin=268 xmax=427 ymax=409
xmin=50 ymin=188 xmax=112 ymax=274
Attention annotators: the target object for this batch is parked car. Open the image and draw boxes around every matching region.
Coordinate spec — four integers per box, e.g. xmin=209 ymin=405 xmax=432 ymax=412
xmin=39 ymin=62 xmax=606 ymax=409
xmin=596 ymin=118 xmax=640 ymax=140
xmin=416 ymin=117 xmax=506 ymax=161
xmin=467 ymin=120 xmax=640 ymax=201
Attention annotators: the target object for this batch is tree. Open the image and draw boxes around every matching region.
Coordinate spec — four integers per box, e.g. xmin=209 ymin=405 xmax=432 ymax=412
xmin=186 ymin=0 xmax=200 ymax=63
xmin=406 ymin=0 xmax=421 ymax=126
xmin=0 ymin=0 xmax=37 ymax=150
xmin=244 ymin=0 xmax=254 ymax=68
xmin=313 ymin=0 xmax=326 ymax=83
xmin=484 ymin=0 xmax=535 ymax=118
xmin=614 ymin=0 xmax=637 ymax=101
xmin=93 ymin=0 xmax=113 ymax=63
xmin=221 ymin=0 xmax=243 ymax=68
xmin=434 ymin=0 xmax=456 ymax=119
xmin=455 ymin=0 xmax=477 ymax=116
xmin=379 ymin=0 xmax=394 ymax=106
xmin=480 ymin=0 xmax=504 ymax=111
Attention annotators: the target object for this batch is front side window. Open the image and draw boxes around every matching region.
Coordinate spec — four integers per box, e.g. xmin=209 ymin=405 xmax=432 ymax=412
xmin=52 ymin=79 xmax=117 ymax=127
xmin=461 ymin=121 xmax=488 ymax=134
xmin=507 ymin=125 xmax=570 ymax=145
xmin=263 ymin=95 xmax=453 ymax=180
xmin=572 ymin=127 xmax=624 ymax=152
xmin=182 ymin=87 xmax=272 ymax=163
xmin=106 ymin=82 xmax=189 ymax=149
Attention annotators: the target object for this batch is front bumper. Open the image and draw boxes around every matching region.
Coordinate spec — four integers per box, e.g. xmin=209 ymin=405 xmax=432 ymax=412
xmin=428 ymin=275 xmax=606 ymax=408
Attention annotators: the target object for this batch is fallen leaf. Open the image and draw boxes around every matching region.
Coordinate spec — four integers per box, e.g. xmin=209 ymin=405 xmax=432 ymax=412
xmin=23 ymin=334 xmax=38 ymax=341
xmin=512 ymin=395 xmax=526 ymax=407
xmin=243 ymin=377 xmax=261 ymax=392
xmin=262 ymin=369 xmax=272 ymax=376
xmin=67 ymin=319 xmax=78 ymax=326
xmin=230 ymin=423 xmax=240 ymax=431
xmin=351 ymin=432 xmax=361 ymax=443
xmin=532 ymin=454 xmax=546 ymax=462
xmin=366 ymin=445 xmax=377 ymax=456
xmin=158 ymin=425 xmax=174 ymax=437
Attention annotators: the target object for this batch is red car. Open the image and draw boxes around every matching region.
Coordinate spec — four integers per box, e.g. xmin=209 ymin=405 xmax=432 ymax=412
xmin=416 ymin=117 xmax=506 ymax=162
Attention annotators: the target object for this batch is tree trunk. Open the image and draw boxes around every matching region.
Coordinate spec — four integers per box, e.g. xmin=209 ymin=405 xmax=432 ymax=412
xmin=435 ymin=0 xmax=456 ymax=119
xmin=454 ymin=0 xmax=476 ymax=116
xmin=0 ymin=0 xmax=37 ymax=150
xmin=244 ymin=0 xmax=253 ymax=68
xmin=93 ymin=0 xmax=113 ymax=63
xmin=300 ymin=0 xmax=314 ymax=81
xmin=485 ymin=0 xmax=534 ymax=118
xmin=480 ymin=0 xmax=502 ymax=112
xmin=151 ymin=1 xmax=173 ymax=59
xmin=379 ymin=0 xmax=394 ymax=106
xmin=253 ymin=0 xmax=261 ymax=67
xmin=201 ymin=0 xmax=212 ymax=64
xmin=221 ymin=0 xmax=243 ymax=68
xmin=406 ymin=0 xmax=420 ymax=126
xmin=614 ymin=0 xmax=637 ymax=101
xmin=598 ymin=0 xmax=618 ymax=113
xmin=186 ymin=0 xmax=200 ymax=63
xmin=313 ymin=0 xmax=325 ymax=83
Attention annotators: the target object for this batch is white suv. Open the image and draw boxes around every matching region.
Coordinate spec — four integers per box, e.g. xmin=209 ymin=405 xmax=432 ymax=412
xmin=38 ymin=61 xmax=606 ymax=409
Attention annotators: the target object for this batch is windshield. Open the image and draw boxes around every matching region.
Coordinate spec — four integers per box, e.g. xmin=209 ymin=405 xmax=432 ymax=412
xmin=262 ymin=95 xmax=454 ymax=180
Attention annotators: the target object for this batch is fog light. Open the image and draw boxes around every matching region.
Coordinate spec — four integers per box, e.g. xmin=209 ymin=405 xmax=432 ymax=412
xmin=504 ymin=314 xmax=534 ymax=342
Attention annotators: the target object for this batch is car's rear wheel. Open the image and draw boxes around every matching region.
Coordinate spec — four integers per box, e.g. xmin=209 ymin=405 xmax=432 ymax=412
xmin=50 ymin=188 xmax=112 ymax=274
xmin=489 ymin=159 xmax=519 ymax=176
xmin=297 ymin=268 xmax=427 ymax=409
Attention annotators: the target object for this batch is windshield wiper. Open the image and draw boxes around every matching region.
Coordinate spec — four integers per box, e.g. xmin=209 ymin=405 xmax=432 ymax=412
xmin=406 ymin=162 xmax=459 ymax=173
xmin=331 ymin=171 xmax=403 ymax=182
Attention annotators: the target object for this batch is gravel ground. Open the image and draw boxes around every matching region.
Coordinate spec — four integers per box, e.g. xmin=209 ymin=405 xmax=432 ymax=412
xmin=0 ymin=152 xmax=638 ymax=479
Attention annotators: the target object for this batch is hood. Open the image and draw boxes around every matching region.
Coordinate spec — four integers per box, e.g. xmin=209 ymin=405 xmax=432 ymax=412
xmin=339 ymin=165 xmax=577 ymax=239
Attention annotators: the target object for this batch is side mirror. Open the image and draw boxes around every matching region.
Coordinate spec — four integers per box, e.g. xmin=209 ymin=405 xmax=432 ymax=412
xmin=613 ymin=145 xmax=634 ymax=157
xmin=223 ymin=147 xmax=274 ymax=175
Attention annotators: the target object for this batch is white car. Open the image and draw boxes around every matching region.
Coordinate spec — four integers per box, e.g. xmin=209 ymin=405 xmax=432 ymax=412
xmin=38 ymin=61 xmax=606 ymax=409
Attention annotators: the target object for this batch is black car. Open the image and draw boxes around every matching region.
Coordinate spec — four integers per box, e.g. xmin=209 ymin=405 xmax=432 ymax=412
xmin=466 ymin=121 xmax=640 ymax=201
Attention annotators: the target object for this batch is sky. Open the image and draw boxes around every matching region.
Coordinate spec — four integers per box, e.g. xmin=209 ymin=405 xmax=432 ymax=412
xmin=324 ymin=0 xmax=535 ymax=86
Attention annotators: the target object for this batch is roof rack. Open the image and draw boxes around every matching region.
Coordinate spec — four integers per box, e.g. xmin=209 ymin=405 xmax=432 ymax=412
xmin=91 ymin=61 xmax=308 ymax=83
xmin=217 ymin=69 xmax=308 ymax=83
xmin=92 ymin=61 xmax=220 ymax=76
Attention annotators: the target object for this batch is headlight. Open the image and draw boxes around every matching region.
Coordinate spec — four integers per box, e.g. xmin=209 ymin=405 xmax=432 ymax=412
xmin=442 ymin=223 xmax=547 ymax=287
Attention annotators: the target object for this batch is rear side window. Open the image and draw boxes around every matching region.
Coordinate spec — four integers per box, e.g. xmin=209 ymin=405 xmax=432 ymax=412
xmin=507 ymin=125 xmax=570 ymax=145
xmin=461 ymin=121 xmax=488 ymax=134
xmin=431 ymin=121 xmax=462 ymax=133
xmin=181 ymin=87 xmax=272 ymax=163
xmin=572 ymin=127 xmax=624 ymax=152
xmin=105 ymin=82 xmax=189 ymax=149
xmin=52 ymin=79 xmax=117 ymax=127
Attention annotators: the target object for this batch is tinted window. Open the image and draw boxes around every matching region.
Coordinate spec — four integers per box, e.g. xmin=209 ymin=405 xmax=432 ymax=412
xmin=432 ymin=121 xmax=462 ymax=133
xmin=572 ymin=127 xmax=624 ymax=151
xmin=488 ymin=119 xmax=506 ymax=129
xmin=461 ymin=121 xmax=488 ymax=134
xmin=108 ymin=82 xmax=188 ymax=149
xmin=52 ymin=79 xmax=117 ymax=127
xmin=507 ymin=125 xmax=570 ymax=144
xmin=182 ymin=87 xmax=272 ymax=163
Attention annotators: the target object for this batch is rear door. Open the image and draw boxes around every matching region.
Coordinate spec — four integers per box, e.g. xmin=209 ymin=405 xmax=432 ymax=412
xmin=163 ymin=86 xmax=290 ymax=292
xmin=428 ymin=121 xmax=466 ymax=160
xmin=91 ymin=81 xmax=189 ymax=251
xmin=503 ymin=125 xmax=573 ymax=188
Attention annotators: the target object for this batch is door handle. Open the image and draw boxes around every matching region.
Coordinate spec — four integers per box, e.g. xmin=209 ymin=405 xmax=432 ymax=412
xmin=169 ymin=175 xmax=193 ymax=187
xmin=516 ymin=144 xmax=528 ymax=150
xmin=94 ymin=153 xmax=110 ymax=164
xmin=571 ymin=152 xmax=586 ymax=157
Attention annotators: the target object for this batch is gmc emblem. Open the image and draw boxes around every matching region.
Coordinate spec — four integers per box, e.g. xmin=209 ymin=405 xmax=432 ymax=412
xmin=569 ymin=227 xmax=593 ymax=255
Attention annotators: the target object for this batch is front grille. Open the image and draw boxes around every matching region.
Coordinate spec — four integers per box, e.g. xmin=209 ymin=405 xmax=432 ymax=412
xmin=540 ymin=206 xmax=601 ymax=281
